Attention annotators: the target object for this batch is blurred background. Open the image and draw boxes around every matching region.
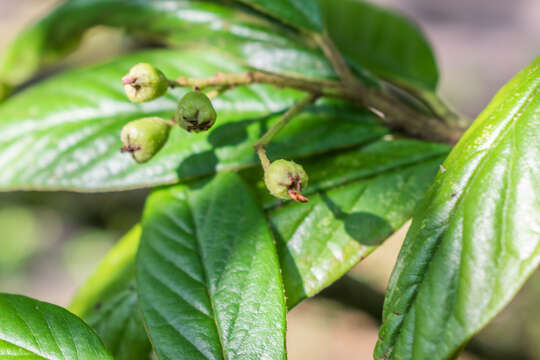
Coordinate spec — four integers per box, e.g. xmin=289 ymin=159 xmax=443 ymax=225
xmin=0 ymin=1 xmax=539 ymax=359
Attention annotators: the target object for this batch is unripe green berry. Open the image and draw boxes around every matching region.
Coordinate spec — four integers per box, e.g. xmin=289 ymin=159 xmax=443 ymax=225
xmin=122 ymin=63 xmax=168 ymax=103
xmin=174 ymin=91 xmax=217 ymax=132
xmin=120 ymin=117 xmax=170 ymax=163
xmin=264 ymin=159 xmax=309 ymax=202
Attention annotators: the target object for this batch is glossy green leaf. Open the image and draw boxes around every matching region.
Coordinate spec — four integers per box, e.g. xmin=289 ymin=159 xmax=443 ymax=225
xmin=72 ymin=138 xmax=449 ymax=316
xmin=70 ymin=138 xmax=449 ymax=355
xmin=0 ymin=293 xmax=113 ymax=359
xmin=70 ymin=225 xmax=140 ymax=316
xmin=74 ymin=137 xmax=439 ymax=319
xmin=319 ymin=0 xmax=438 ymax=90
xmin=70 ymin=226 xmax=151 ymax=360
xmin=0 ymin=0 xmax=332 ymax=90
xmin=236 ymin=0 xmax=323 ymax=31
xmin=86 ymin=284 xmax=150 ymax=360
xmin=137 ymin=172 xmax=286 ymax=359
xmin=263 ymin=139 xmax=449 ymax=306
xmin=0 ymin=48 xmax=386 ymax=191
xmin=374 ymin=57 xmax=540 ymax=360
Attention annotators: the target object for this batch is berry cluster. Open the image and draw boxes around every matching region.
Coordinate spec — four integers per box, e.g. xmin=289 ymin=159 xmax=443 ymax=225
xmin=120 ymin=63 xmax=309 ymax=202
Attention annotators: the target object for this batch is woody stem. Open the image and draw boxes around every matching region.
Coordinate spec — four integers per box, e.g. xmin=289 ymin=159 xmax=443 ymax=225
xmin=170 ymin=71 xmax=466 ymax=145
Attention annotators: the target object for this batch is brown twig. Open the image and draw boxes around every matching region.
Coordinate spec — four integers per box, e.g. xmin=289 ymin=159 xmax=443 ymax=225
xmin=313 ymin=32 xmax=358 ymax=88
xmin=175 ymin=71 xmax=345 ymax=98
xmin=172 ymin=71 xmax=465 ymax=144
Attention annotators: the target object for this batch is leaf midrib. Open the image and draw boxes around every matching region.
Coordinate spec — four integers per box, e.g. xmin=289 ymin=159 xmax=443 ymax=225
xmin=186 ymin=191 xmax=228 ymax=360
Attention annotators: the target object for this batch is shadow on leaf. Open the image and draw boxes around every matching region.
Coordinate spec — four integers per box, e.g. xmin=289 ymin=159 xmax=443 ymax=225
xmin=175 ymin=113 xmax=275 ymax=179
xmin=320 ymin=191 xmax=392 ymax=246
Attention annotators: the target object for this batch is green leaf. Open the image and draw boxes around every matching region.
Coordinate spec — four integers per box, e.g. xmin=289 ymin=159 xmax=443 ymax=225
xmin=263 ymin=139 xmax=449 ymax=306
xmin=0 ymin=0 xmax=332 ymax=89
xmin=69 ymin=138 xmax=449 ymax=357
xmin=70 ymin=225 xmax=140 ymax=316
xmin=72 ymin=138 xmax=448 ymax=316
xmin=245 ymin=138 xmax=449 ymax=209
xmin=374 ymin=57 xmax=540 ymax=360
xmin=319 ymin=0 xmax=438 ymax=90
xmin=86 ymin=285 xmax=150 ymax=360
xmin=70 ymin=226 xmax=151 ymax=360
xmin=236 ymin=0 xmax=323 ymax=31
xmin=0 ymin=48 xmax=386 ymax=192
xmin=0 ymin=293 xmax=113 ymax=360
xmin=137 ymin=172 xmax=286 ymax=359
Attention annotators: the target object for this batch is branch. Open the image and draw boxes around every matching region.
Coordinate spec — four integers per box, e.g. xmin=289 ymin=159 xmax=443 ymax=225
xmin=311 ymin=31 xmax=468 ymax=143
xmin=171 ymin=71 xmax=467 ymax=145
xmin=174 ymin=71 xmax=345 ymax=98
xmin=313 ymin=32 xmax=357 ymax=87
xmin=364 ymin=87 xmax=467 ymax=144
xmin=386 ymin=78 xmax=469 ymax=127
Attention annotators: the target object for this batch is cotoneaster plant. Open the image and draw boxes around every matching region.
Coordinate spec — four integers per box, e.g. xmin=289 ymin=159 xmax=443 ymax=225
xmin=0 ymin=0 xmax=538 ymax=360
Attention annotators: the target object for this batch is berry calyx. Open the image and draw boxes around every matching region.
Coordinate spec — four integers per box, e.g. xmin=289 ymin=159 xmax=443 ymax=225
xmin=173 ymin=91 xmax=217 ymax=132
xmin=264 ymin=159 xmax=309 ymax=202
xmin=122 ymin=63 xmax=168 ymax=103
xmin=120 ymin=117 xmax=171 ymax=163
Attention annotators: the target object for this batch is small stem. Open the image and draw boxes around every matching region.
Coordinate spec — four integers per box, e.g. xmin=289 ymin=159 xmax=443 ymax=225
xmin=174 ymin=71 xmax=344 ymax=98
xmin=164 ymin=119 xmax=177 ymax=127
xmin=313 ymin=32 xmax=357 ymax=87
xmin=205 ymin=85 xmax=231 ymax=100
xmin=254 ymin=94 xmax=319 ymax=150
xmin=256 ymin=147 xmax=271 ymax=171
xmin=254 ymin=94 xmax=317 ymax=176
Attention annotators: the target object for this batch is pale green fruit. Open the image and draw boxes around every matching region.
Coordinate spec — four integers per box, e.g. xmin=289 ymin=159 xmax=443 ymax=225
xmin=174 ymin=91 xmax=217 ymax=132
xmin=122 ymin=63 xmax=168 ymax=103
xmin=120 ymin=117 xmax=170 ymax=163
xmin=264 ymin=159 xmax=309 ymax=202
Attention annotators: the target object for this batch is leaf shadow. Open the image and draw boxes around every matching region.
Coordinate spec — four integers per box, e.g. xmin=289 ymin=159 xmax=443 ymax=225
xmin=270 ymin=190 xmax=395 ymax=308
xmin=175 ymin=113 xmax=273 ymax=179
xmin=319 ymin=191 xmax=392 ymax=247
xmin=268 ymin=225 xmax=305 ymax=309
